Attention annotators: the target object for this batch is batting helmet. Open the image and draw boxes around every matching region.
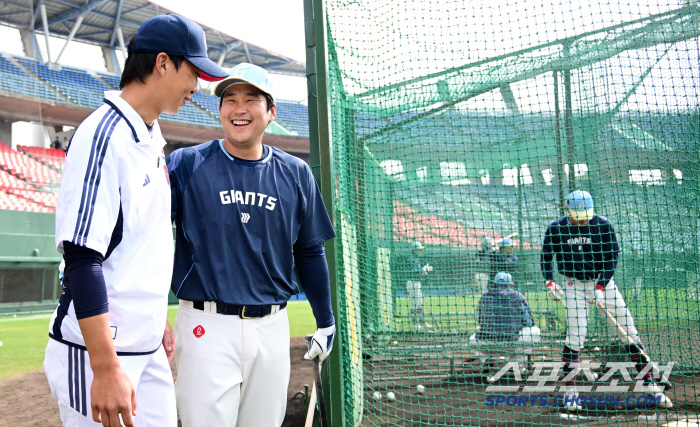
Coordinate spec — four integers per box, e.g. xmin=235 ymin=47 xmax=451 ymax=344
xmin=499 ymin=238 xmax=514 ymax=248
xmin=566 ymin=190 xmax=594 ymax=221
xmin=411 ymin=241 xmax=423 ymax=251
xmin=214 ymin=63 xmax=275 ymax=105
xmin=494 ymin=272 xmax=514 ymax=287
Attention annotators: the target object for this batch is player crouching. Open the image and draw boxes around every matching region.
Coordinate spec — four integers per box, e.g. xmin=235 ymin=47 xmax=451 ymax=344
xmin=466 ymin=272 xmax=540 ymax=376
xmin=541 ymin=190 xmax=672 ymax=410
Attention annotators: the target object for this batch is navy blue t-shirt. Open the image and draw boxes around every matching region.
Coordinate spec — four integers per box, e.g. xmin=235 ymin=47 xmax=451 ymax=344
xmin=167 ymin=140 xmax=336 ymax=305
xmin=541 ymin=215 xmax=619 ymax=289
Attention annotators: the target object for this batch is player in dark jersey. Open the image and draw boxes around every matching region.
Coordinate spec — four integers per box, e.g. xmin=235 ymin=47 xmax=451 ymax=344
xmin=466 ymin=272 xmax=539 ymax=375
xmin=167 ymin=63 xmax=336 ymax=427
xmin=541 ymin=190 xmax=671 ymax=410
xmin=488 ymin=238 xmax=519 ymax=286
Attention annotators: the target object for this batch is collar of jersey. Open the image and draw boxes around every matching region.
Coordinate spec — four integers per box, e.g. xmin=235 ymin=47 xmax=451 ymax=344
xmin=103 ymin=91 xmax=161 ymax=145
xmin=218 ymin=139 xmax=273 ymax=165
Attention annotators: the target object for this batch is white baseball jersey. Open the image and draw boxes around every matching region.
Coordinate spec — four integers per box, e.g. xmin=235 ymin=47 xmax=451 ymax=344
xmin=50 ymin=90 xmax=174 ymax=354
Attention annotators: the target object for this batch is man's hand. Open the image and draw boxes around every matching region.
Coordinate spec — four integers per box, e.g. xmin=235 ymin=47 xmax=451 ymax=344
xmin=91 ymin=366 xmax=137 ymax=427
xmin=546 ymin=280 xmax=562 ymax=301
xmin=304 ymin=325 xmax=336 ymax=362
xmin=590 ymin=288 xmax=605 ymax=306
xmin=162 ymin=321 xmax=175 ymax=362
xmin=78 ymin=313 xmax=137 ymax=427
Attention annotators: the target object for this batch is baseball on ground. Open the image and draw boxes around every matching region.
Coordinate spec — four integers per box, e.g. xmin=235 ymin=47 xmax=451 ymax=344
xmin=387 ymin=392 xmax=396 ymax=401
xmin=417 ymin=384 xmax=425 ymax=395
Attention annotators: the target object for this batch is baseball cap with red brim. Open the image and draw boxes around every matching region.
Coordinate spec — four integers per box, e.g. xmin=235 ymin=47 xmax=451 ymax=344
xmin=129 ymin=14 xmax=227 ymax=82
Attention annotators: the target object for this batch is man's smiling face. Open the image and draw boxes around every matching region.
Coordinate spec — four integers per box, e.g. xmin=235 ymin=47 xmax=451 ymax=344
xmin=219 ymin=82 xmax=276 ymax=149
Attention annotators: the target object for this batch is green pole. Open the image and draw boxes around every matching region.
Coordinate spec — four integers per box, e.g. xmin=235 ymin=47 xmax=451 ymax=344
xmin=304 ymin=0 xmax=346 ymax=426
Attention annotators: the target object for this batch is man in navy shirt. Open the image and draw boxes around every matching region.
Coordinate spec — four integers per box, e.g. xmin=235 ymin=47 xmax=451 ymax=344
xmin=167 ymin=63 xmax=336 ymax=427
xmin=541 ymin=190 xmax=671 ymax=410
xmin=466 ymin=272 xmax=539 ymax=375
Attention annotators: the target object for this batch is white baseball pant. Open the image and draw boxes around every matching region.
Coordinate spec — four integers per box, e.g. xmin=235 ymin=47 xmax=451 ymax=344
xmin=406 ymin=280 xmax=424 ymax=312
xmin=175 ymin=300 xmax=290 ymax=427
xmin=469 ymin=327 xmax=541 ymax=363
xmin=562 ymin=278 xmax=639 ymax=351
xmin=475 ymin=273 xmax=489 ymax=294
xmin=43 ymin=339 xmax=177 ymax=426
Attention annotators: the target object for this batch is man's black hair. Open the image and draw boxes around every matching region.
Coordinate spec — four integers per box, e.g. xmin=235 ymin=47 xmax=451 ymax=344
xmin=219 ymin=88 xmax=274 ymax=111
xmin=119 ymin=37 xmax=186 ymax=89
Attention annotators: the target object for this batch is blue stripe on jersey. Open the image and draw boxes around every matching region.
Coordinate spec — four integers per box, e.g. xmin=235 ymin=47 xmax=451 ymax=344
xmin=103 ymin=98 xmax=140 ymax=143
xmin=72 ymin=109 xmax=121 ymax=247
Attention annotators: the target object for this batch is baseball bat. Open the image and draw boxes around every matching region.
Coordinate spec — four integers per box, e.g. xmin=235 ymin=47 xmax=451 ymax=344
xmin=594 ymin=302 xmax=672 ymax=389
xmin=556 ymin=292 xmax=671 ymax=390
xmin=304 ymin=383 xmax=318 ymax=427
xmin=305 ymin=334 xmax=329 ymax=427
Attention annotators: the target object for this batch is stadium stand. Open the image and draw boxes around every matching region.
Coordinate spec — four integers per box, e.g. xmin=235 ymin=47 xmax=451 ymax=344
xmin=0 ymin=54 xmax=63 ymax=101
xmin=0 ymin=143 xmax=60 ymax=187
xmin=275 ymin=101 xmax=310 ymax=136
xmin=0 ymin=143 xmax=58 ymax=213
xmin=15 ymin=56 xmax=107 ymax=109
xmin=17 ymin=146 xmax=65 ymax=174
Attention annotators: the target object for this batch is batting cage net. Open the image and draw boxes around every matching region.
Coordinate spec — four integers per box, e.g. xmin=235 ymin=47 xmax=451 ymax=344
xmin=312 ymin=0 xmax=700 ymax=425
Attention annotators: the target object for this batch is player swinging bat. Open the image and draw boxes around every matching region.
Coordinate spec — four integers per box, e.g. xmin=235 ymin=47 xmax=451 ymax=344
xmin=541 ymin=190 xmax=672 ymax=411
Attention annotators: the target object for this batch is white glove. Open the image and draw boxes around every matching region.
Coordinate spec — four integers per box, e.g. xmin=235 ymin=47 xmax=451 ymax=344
xmin=546 ymin=281 xmax=562 ymax=301
xmin=422 ymin=264 xmax=433 ymax=273
xmin=589 ymin=288 xmax=605 ymax=306
xmin=305 ymin=325 xmax=336 ymax=362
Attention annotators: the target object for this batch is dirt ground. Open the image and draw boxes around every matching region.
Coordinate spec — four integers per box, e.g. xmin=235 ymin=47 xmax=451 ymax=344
xmin=0 ymin=336 xmax=312 ymax=427
xmin=361 ymin=360 xmax=700 ymax=427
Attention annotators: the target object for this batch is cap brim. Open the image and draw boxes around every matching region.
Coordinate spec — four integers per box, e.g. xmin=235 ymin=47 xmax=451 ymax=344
xmin=215 ymin=78 xmax=272 ymax=100
xmin=570 ymin=208 xmax=594 ymax=220
xmin=187 ymin=56 xmax=228 ymax=82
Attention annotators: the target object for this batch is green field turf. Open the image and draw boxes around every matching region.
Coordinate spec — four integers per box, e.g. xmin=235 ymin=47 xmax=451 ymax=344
xmin=0 ymin=300 xmax=316 ymax=381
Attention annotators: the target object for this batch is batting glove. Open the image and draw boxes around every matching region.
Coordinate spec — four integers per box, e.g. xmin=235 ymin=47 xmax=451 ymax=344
xmin=422 ymin=264 xmax=433 ymax=273
xmin=305 ymin=325 xmax=336 ymax=362
xmin=546 ymin=281 xmax=562 ymax=301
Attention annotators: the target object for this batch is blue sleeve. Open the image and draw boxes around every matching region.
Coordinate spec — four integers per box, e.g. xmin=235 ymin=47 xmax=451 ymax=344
xmin=63 ymin=241 xmax=108 ymax=320
xmin=294 ymin=166 xmax=336 ymax=249
xmin=294 ymin=243 xmax=335 ymax=328
xmin=596 ymin=221 xmax=619 ymax=289
xmin=541 ymin=225 xmax=556 ymax=282
xmin=166 ymin=151 xmax=183 ymax=222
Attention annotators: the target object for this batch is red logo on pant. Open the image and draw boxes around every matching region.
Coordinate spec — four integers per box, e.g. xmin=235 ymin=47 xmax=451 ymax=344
xmin=193 ymin=325 xmax=205 ymax=338
xmin=567 ymin=281 xmax=574 ymax=287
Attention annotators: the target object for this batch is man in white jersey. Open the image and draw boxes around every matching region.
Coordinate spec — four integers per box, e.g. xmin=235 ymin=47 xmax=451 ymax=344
xmin=45 ymin=14 xmax=226 ymax=427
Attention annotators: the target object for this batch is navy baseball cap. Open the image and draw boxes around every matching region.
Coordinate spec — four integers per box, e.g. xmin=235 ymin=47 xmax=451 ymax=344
xmin=129 ymin=14 xmax=227 ymax=82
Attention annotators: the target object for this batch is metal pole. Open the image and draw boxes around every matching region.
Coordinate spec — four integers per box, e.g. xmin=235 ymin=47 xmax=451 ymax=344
xmin=116 ymin=26 xmax=128 ymax=61
xmin=553 ymin=71 xmax=566 ymax=216
xmin=563 ymin=44 xmax=576 ymax=193
xmin=55 ymin=14 xmax=85 ymax=64
xmin=305 ymin=0 xmax=346 ymax=425
xmin=40 ymin=4 xmax=51 ymax=64
xmin=517 ymin=168 xmax=523 ymax=250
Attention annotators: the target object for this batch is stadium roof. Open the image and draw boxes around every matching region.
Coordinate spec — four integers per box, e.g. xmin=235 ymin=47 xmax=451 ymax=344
xmin=0 ymin=0 xmax=305 ymax=76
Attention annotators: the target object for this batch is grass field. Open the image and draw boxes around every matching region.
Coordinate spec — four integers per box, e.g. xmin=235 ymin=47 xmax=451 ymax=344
xmin=0 ymin=300 xmax=316 ymax=381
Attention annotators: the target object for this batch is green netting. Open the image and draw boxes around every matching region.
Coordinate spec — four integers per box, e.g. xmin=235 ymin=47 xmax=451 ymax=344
xmin=317 ymin=0 xmax=700 ymax=425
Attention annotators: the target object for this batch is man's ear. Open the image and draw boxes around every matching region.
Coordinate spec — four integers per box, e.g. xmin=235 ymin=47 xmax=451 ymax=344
xmin=268 ymin=104 xmax=277 ymax=123
xmin=155 ymin=53 xmax=169 ymax=77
